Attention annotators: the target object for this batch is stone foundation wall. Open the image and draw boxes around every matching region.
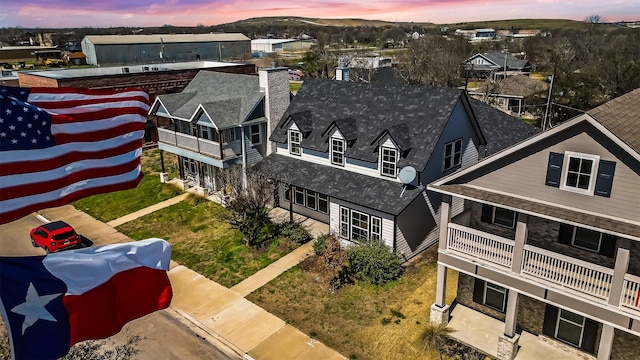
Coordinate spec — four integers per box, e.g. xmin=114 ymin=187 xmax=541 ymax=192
xmin=611 ymin=328 xmax=640 ymax=360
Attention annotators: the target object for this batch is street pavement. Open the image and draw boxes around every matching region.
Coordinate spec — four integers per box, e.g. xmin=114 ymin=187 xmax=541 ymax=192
xmin=36 ymin=197 xmax=344 ymax=360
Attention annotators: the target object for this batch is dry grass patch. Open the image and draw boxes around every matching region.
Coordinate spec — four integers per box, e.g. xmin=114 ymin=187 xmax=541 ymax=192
xmin=247 ymin=246 xmax=458 ymax=360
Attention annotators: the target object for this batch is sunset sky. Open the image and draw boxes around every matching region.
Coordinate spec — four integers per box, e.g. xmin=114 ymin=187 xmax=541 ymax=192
xmin=1 ymin=0 xmax=638 ymax=28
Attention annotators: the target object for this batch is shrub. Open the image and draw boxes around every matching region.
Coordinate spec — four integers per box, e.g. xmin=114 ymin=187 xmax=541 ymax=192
xmin=313 ymin=233 xmax=331 ymax=255
xmin=343 ymin=240 xmax=404 ymax=286
xmin=278 ymin=221 xmax=312 ymax=245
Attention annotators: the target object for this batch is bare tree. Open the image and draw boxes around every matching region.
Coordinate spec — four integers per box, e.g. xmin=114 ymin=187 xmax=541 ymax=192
xmin=224 ymin=166 xmax=275 ymax=247
xmin=396 ymin=35 xmax=469 ymax=87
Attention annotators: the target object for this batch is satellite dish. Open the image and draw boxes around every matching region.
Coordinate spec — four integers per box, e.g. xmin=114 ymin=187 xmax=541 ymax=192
xmin=398 ymin=166 xmax=417 ymax=184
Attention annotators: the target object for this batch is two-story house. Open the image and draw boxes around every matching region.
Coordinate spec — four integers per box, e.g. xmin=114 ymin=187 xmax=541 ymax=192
xmin=148 ymin=67 xmax=290 ymax=195
xmin=256 ymin=78 xmax=534 ymax=260
xmin=428 ymin=89 xmax=640 ymax=360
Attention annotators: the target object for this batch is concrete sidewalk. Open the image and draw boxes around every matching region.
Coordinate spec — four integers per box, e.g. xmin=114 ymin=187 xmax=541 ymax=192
xmin=39 ymin=196 xmax=343 ymax=359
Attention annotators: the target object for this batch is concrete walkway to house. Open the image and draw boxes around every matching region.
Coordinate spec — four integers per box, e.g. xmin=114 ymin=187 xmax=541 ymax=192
xmin=447 ymin=304 xmax=578 ymax=360
xmin=106 ymin=193 xmax=190 ymax=227
xmin=40 ymin=192 xmax=339 ymax=359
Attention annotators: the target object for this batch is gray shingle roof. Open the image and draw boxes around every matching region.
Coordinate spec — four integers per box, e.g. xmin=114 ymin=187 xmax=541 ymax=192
xmin=587 ymin=88 xmax=640 ymax=153
xmin=156 ymin=71 xmax=263 ymax=128
xmin=469 ymin=97 xmax=540 ymax=156
xmin=270 ymin=79 xmax=471 ymax=172
xmin=465 ymin=51 xmax=532 ymax=72
xmin=255 ymin=154 xmax=424 ymax=216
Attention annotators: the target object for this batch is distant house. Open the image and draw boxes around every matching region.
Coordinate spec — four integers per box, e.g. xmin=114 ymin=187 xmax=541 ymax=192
xmin=464 ymin=51 xmax=532 ymax=79
xmin=81 ymin=34 xmax=251 ymax=66
xmin=428 ymin=88 xmax=640 ymax=360
xmin=469 ymin=75 xmax=548 ymax=116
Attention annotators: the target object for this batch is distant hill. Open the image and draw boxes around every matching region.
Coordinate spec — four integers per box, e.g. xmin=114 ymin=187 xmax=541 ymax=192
xmin=220 ymin=16 xmax=603 ymax=31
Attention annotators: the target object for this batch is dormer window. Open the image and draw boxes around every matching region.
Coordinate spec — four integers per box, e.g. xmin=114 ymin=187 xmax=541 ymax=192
xmin=443 ymin=138 xmax=462 ymax=171
xmin=381 ymin=147 xmax=397 ymax=177
xmin=331 ymin=138 xmax=345 ymax=166
xmin=289 ymin=129 xmax=301 ymax=156
xmin=250 ymin=124 xmax=261 ymax=145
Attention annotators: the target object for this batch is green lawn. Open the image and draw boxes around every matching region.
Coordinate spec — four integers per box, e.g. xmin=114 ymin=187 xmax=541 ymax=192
xmin=116 ymin=198 xmax=295 ymax=287
xmin=73 ymin=149 xmax=180 ymax=222
xmin=247 ymin=247 xmax=458 ymax=360
xmin=72 ymin=174 xmax=180 ymax=222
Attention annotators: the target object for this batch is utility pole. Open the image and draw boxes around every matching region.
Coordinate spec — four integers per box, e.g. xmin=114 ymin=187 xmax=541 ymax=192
xmin=542 ymin=73 xmax=555 ymax=131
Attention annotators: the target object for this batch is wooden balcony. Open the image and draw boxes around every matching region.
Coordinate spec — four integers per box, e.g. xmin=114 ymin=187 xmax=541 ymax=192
xmin=445 ymin=223 xmax=640 ymax=316
xmin=158 ymin=128 xmax=242 ymax=160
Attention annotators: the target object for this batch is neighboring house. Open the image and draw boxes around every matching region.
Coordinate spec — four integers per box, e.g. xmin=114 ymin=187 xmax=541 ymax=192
xmin=81 ymin=34 xmax=251 ymax=66
xmin=256 ymin=78 xmax=535 ymax=261
xmin=148 ymin=67 xmax=290 ymax=195
xmin=469 ymin=75 xmax=548 ymax=116
xmin=464 ymin=51 xmax=532 ymax=79
xmin=427 ymin=88 xmax=640 ymax=360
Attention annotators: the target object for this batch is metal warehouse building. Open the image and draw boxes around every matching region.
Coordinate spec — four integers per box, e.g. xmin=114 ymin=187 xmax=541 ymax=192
xmin=81 ymin=33 xmax=251 ymax=66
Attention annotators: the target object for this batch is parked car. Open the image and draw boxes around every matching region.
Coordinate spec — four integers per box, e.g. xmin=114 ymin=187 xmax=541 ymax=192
xmin=30 ymin=221 xmax=82 ymax=253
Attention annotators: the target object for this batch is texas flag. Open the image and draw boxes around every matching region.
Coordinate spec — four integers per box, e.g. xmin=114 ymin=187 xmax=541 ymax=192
xmin=0 ymin=238 xmax=173 ymax=360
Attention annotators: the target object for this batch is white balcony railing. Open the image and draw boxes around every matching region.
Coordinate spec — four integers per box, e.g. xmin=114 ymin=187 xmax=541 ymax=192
xmin=620 ymin=274 xmax=640 ymax=312
xmin=445 ymin=224 xmax=623 ymax=305
xmin=158 ymin=129 xmax=242 ymax=160
xmin=522 ymin=245 xmax=613 ymax=301
xmin=447 ymin=223 xmax=514 ymax=269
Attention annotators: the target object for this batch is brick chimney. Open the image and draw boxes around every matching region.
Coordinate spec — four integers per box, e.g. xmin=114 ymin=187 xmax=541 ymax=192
xmin=259 ymin=66 xmax=290 ymax=154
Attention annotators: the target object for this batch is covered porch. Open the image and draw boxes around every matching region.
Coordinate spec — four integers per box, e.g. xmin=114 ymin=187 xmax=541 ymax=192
xmin=447 ymin=304 xmax=578 ymax=360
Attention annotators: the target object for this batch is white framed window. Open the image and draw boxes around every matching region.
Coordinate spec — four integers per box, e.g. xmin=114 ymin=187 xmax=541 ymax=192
xmin=443 ymin=138 xmax=463 ymax=171
xmin=339 ymin=207 xmax=382 ymax=243
xmin=250 ymin=124 xmax=261 ymax=145
xmin=331 ymin=138 xmax=345 ymax=166
xmin=371 ymin=216 xmax=381 ymax=241
xmin=318 ymin=194 xmax=328 ymax=214
xmin=351 ymin=210 xmax=369 ymax=241
xmin=340 ymin=207 xmax=350 ymax=238
xmin=560 ymin=152 xmax=599 ymax=195
xmin=287 ymin=186 xmax=328 ymax=214
xmin=484 ymin=282 xmax=507 ymax=312
xmin=294 ymin=187 xmax=305 ymax=206
xmin=289 ymin=129 xmax=301 ymax=156
xmin=306 ymin=190 xmax=317 ymax=210
xmin=572 ymin=227 xmax=602 ymax=253
xmin=555 ymin=309 xmax=585 ymax=348
xmin=222 ymin=128 xmax=238 ymax=143
xmin=493 ymin=207 xmax=516 ymax=229
xmin=380 ymin=147 xmax=397 ymax=177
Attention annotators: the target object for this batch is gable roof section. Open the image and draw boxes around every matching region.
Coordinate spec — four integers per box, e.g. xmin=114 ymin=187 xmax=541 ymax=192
xmin=270 ymin=79 xmax=484 ymax=171
xmin=587 ymin=88 xmax=640 ymax=152
xmin=154 ymin=71 xmax=263 ymax=128
xmin=428 ymin=90 xmax=640 ymax=238
xmin=469 ymin=97 xmax=540 ymax=156
xmin=465 ymin=51 xmax=531 ymax=72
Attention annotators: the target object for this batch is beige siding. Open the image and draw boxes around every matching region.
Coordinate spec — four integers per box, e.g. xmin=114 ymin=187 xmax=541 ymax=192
xmin=469 ymin=133 xmax=639 ymax=223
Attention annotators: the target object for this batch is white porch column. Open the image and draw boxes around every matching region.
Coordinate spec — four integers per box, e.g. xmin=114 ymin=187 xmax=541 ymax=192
xmin=609 ymin=238 xmax=631 ymax=307
xmin=438 ymin=195 xmax=452 ymax=251
xmin=597 ymin=324 xmax=615 ymax=360
xmin=511 ymin=213 xmax=528 ymax=274
xmin=497 ymin=290 xmax=520 ymax=360
xmin=241 ymin=126 xmax=248 ymax=190
xmin=430 ymin=264 xmax=450 ymax=325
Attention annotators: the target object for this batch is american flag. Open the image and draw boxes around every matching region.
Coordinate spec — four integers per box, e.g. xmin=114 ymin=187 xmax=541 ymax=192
xmin=0 ymin=86 xmax=150 ymax=224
